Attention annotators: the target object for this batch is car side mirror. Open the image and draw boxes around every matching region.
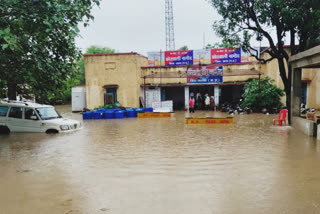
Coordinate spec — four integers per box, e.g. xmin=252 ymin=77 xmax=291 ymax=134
xmin=30 ymin=115 xmax=38 ymax=120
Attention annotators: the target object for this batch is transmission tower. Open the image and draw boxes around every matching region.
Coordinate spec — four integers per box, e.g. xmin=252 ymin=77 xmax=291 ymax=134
xmin=165 ymin=0 xmax=175 ymax=51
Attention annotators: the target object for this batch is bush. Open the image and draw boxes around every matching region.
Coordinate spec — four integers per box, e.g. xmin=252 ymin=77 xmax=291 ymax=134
xmin=241 ymin=77 xmax=284 ymax=112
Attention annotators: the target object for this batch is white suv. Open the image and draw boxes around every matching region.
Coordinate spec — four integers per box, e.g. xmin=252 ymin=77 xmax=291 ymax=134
xmin=0 ymin=100 xmax=81 ymax=134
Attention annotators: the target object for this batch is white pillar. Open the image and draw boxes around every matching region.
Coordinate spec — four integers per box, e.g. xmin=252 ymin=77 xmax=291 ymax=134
xmin=214 ymin=85 xmax=220 ymax=107
xmin=185 ymin=86 xmax=189 ymax=110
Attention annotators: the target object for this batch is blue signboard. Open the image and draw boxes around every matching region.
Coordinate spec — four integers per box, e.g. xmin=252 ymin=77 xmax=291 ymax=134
xmin=188 ymin=76 xmax=223 ymax=84
xmin=187 ymin=65 xmax=223 ymax=84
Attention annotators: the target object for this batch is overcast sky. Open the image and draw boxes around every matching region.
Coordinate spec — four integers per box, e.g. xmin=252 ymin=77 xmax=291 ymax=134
xmin=75 ymin=0 xmax=223 ymax=55
xmin=75 ymin=0 xmax=273 ymax=56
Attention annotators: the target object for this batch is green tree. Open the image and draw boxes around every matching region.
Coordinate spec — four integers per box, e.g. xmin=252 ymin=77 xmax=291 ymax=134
xmin=241 ymin=77 xmax=284 ymax=112
xmin=86 ymin=45 xmax=115 ymax=54
xmin=210 ymin=0 xmax=320 ymax=121
xmin=205 ymin=41 xmax=234 ymax=49
xmin=0 ymin=0 xmax=100 ymax=102
xmin=178 ymin=45 xmax=188 ymax=50
xmin=48 ymin=46 xmax=115 ymax=104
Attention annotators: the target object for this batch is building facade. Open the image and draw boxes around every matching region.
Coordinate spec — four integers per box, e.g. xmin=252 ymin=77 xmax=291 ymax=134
xmin=84 ymin=51 xmax=320 ymax=110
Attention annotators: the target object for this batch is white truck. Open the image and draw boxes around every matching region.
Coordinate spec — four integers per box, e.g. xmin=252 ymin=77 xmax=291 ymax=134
xmin=0 ymin=100 xmax=81 ymax=134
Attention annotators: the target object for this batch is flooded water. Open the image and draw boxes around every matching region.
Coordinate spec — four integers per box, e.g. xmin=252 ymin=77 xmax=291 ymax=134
xmin=1 ymin=105 xmax=320 ymax=214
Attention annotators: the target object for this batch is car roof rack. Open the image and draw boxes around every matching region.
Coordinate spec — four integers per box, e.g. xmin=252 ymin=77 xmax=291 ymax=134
xmin=1 ymin=100 xmax=29 ymax=106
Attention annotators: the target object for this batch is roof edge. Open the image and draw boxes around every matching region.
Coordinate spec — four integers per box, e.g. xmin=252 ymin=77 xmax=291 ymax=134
xmin=83 ymin=52 xmax=147 ymax=59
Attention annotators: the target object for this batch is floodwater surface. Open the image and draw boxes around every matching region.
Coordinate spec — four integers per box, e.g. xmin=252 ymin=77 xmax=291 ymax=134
xmin=1 ymin=105 xmax=320 ymax=214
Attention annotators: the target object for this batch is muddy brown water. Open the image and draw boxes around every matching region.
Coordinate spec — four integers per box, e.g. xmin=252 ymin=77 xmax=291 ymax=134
xmin=1 ymin=105 xmax=320 ymax=214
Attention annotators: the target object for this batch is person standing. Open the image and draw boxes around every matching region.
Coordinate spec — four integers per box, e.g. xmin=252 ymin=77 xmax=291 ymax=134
xmin=205 ymin=94 xmax=210 ymax=110
xmin=189 ymin=96 xmax=195 ymax=113
xmin=210 ymin=96 xmax=215 ymax=110
xmin=196 ymin=93 xmax=202 ymax=110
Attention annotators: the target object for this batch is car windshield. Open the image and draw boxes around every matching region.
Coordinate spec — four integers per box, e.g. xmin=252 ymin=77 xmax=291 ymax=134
xmin=36 ymin=107 xmax=60 ymax=120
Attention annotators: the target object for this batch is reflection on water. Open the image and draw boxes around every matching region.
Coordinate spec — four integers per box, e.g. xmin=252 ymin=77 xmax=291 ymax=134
xmin=1 ymin=105 xmax=320 ymax=214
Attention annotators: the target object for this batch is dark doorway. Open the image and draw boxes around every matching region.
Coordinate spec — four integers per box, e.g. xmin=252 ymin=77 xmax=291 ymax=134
xmin=189 ymin=85 xmax=215 ymax=110
xmin=301 ymin=82 xmax=307 ymax=105
xmin=161 ymin=87 xmax=185 ymax=110
xmin=220 ymin=85 xmax=244 ymax=105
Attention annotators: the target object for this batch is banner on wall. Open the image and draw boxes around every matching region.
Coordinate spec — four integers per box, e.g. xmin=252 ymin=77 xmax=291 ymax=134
xmin=187 ymin=65 xmax=223 ymax=84
xmin=165 ymin=50 xmax=193 ymax=66
xmin=147 ymin=52 xmax=165 ymax=66
xmin=193 ymin=49 xmax=211 ymax=65
xmin=147 ymin=48 xmax=251 ymax=67
xmin=211 ymin=48 xmax=241 ymax=64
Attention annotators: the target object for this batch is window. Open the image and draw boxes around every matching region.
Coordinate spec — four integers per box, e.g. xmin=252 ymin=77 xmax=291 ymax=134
xmin=104 ymin=88 xmax=117 ymax=105
xmin=301 ymin=82 xmax=307 ymax=105
xmin=9 ymin=107 xmax=23 ymax=119
xmin=0 ymin=106 xmax=9 ymax=117
xmin=35 ymin=107 xmax=59 ymax=120
xmin=25 ymin=108 xmax=38 ymax=120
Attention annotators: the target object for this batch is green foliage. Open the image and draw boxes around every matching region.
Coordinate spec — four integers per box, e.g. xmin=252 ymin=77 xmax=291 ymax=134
xmin=241 ymin=77 xmax=284 ymax=112
xmin=0 ymin=80 xmax=7 ymax=98
xmin=205 ymin=41 xmax=234 ymax=49
xmin=210 ymin=0 xmax=320 ymax=112
xmin=94 ymin=103 xmax=121 ymax=110
xmin=0 ymin=0 xmax=100 ymax=102
xmin=50 ymin=45 xmax=115 ymax=104
xmin=86 ymin=45 xmax=115 ymax=54
xmin=178 ymin=45 xmax=188 ymax=50
xmin=210 ymin=0 xmax=320 ymax=53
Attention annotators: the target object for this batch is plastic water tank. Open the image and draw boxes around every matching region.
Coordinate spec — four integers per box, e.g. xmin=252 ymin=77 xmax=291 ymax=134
xmin=145 ymin=108 xmax=153 ymax=112
xmin=115 ymin=111 xmax=125 ymax=119
xmin=135 ymin=108 xmax=145 ymax=113
xmin=93 ymin=111 xmax=104 ymax=120
xmin=82 ymin=111 xmax=93 ymax=120
xmin=104 ymin=111 xmax=114 ymax=119
xmin=126 ymin=109 xmax=137 ymax=118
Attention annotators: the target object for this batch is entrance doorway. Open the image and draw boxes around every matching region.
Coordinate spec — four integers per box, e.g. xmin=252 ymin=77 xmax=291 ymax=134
xmin=161 ymin=87 xmax=185 ymax=110
xmin=189 ymin=85 xmax=215 ymax=110
xmin=220 ymin=85 xmax=244 ymax=105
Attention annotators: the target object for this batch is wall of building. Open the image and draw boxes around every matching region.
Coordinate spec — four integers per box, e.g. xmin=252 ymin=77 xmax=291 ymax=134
xmin=303 ymin=69 xmax=320 ymax=109
xmin=84 ymin=50 xmax=320 ymax=110
xmin=262 ymin=50 xmax=320 ymax=109
xmin=85 ymin=53 xmax=148 ymax=109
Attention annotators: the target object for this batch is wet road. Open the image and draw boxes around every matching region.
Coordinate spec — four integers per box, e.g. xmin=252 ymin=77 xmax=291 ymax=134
xmin=1 ymin=105 xmax=320 ymax=214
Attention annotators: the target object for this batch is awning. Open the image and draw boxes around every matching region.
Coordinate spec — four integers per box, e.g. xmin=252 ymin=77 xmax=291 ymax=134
xmin=102 ymin=84 xmax=119 ymax=89
xmin=140 ymin=82 xmax=249 ymax=88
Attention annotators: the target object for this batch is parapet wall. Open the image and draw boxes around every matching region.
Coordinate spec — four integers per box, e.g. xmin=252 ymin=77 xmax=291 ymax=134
xmin=292 ymin=116 xmax=317 ymax=137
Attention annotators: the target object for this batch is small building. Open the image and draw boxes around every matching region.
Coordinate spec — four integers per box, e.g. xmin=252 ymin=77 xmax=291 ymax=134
xmin=84 ymin=50 xmax=320 ymax=110
xmin=84 ymin=53 xmax=147 ymax=109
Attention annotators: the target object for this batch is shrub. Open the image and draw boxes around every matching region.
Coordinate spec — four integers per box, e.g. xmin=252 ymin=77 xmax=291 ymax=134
xmin=241 ymin=77 xmax=284 ymax=112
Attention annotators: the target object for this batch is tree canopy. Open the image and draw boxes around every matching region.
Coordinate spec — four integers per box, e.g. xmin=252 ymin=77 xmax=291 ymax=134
xmin=48 ymin=45 xmax=115 ymax=104
xmin=210 ymin=0 xmax=320 ymax=114
xmin=178 ymin=45 xmax=188 ymax=50
xmin=205 ymin=41 xmax=233 ymax=49
xmin=0 ymin=0 xmax=100 ymax=101
xmin=85 ymin=45 xmax=115 ymax=54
